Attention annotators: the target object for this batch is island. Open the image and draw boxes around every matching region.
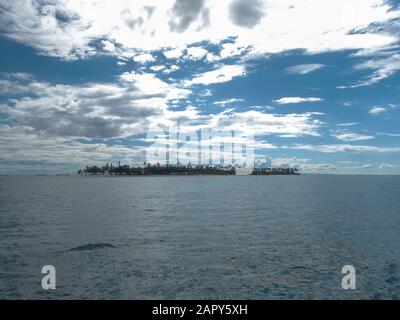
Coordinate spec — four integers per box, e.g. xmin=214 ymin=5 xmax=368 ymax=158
xmin=78 ymin=163 xmax=300 ymax=176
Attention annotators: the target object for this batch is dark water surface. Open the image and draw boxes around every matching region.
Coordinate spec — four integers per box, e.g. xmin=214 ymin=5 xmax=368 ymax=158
xmin=1 ymin=175 xmax=400 ymax=299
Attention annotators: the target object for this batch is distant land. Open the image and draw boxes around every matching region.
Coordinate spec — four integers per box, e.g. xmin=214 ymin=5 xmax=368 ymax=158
xmin=78 ymin=163 xmax=300 ymax=176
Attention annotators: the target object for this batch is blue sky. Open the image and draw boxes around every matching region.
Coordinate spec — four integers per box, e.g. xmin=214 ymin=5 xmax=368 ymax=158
xmin=0 ymin=0 xmax=400 ymax=174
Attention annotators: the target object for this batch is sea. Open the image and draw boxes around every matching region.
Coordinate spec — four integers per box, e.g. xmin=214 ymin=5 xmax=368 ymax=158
xmin=0 ymin=175 xmax=399 ymax=299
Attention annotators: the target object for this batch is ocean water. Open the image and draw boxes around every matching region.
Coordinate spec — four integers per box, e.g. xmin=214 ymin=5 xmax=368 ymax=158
xmin=0 ymin=175 xmax=400 ymax=300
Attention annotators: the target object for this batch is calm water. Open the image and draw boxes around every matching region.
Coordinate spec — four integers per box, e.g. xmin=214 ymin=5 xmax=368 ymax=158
xmin=0 ymin=175 xmax=400 ymax=299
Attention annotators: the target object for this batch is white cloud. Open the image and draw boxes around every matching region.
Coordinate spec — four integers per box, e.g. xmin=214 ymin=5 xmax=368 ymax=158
xmin=312 ymin=163 xmax=337 ymax=171
xmin=1 ymin=72 xmax=35 ymax=81
xmin=254 ymin=141 xmax=277 ymax=150
xmin=0 ymin=0 xmax=398 ymax=61
xmin=209 ymin=110 xmax=323 ymax=137
xmin=163 ymin=64 xmax=180 ymax=74
xmin=378 ymin=132 xmax=400 ymax=137
xmin=0 ymin=72 xmax=330 ymax=172
xmin=163 ymin=46 xmax=186 ymax=59
xmin=0 ymin=72 xmax=324 ymax=155
xmin=292 ymin=144 xmax=400 ymax=153
xmin=133 ymin=53 xmax=156 ymax=64
xmin=332 ymin=132 xmax=375 ymax=141
xmin=183 ymin=65 xmax=246 ymax=86
xmin=285 ymin=64 xmax=325 ymax=75
xmin=270 ymin=157 xmax=339 ymax=172
xmin=186 ymin=46 xmax=208 ymax=59
xmin=379 ymin=163 xmax=398 ymax=169
xmin=275 ymin=97 xmax=323 ymax=104
xmin=218 ymin=42 xmax=249 ymax=60
xmin=339 ymin=53 xmax=400 ymax=88
xmin=150 ymin=65 xmax=166 ymax=72
xmin=0 ymin=73 xmax=191 ymax=139
xmin=0 ymin=125 xmax=146 ymax=172
xmin=250 ymin=105 xmax=274 ymax=111
xmin=337 ymin=122 xmax=359 ymax=126
xmin=271 ymin=157 xmax=311 ymax=169
xmin=119 ymin=72 xmax=189 ymax=100
xmin=0 ymin=79 xmax=32 ymax=95
xmin=213 ymin=98 xmax=245 ymax=106
xmin=102 ymin=40 xmax=117 ymax=53
xmin=369 ymin=106 xmax=387 ymax=115
xmin=361 ymin=164 xmax=373 ymax=169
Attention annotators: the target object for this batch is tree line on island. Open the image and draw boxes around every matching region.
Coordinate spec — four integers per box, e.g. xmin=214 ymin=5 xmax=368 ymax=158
xmin=78 ymin=162 xmax=300 ymax=176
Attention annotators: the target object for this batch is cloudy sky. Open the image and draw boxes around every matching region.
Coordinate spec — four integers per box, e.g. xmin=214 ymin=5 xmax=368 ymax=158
xmin=0 ymin=0 xmax=400 ymax=174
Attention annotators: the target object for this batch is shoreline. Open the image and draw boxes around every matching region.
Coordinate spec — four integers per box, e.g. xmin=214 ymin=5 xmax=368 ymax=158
xmin=2 ymin=173 xmax=400 ymax=178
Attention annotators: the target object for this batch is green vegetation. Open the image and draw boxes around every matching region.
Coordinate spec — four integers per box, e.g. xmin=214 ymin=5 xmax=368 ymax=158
xmin=252 ymin=167 xmax=300 ymax=175
xmin=78 ymin=162 xmax=300 ymax=176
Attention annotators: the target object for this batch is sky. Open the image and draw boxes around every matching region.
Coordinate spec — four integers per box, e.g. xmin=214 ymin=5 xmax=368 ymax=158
xmin=0 ymin=0 xmax=400 ymax=175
